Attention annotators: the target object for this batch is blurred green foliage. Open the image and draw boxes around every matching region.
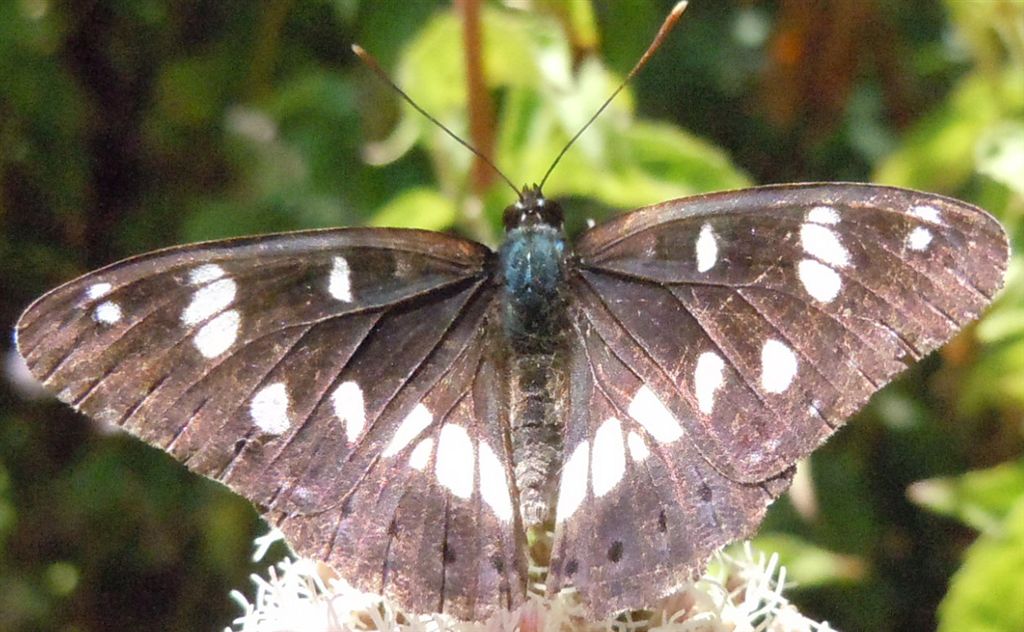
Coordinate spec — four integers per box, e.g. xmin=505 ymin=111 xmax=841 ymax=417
xmin=911 ymin=459 xmax=1024 ymax=632
xmin=1 ymin=1 xmax=1021 ymax=631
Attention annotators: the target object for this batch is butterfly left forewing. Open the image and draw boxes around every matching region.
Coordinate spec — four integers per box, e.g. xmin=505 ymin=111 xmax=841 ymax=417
xmin=16 ymin=227 xmax=527 ymax=619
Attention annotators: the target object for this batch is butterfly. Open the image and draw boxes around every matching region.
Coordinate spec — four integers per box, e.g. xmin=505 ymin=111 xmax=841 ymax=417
xmin=12 ymin=4 xmax=1011 ymax=624
xmin=15 ymin=179 xmax=1009 ymax=620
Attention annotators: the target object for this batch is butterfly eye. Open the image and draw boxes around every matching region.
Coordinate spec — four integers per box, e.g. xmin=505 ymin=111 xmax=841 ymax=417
xmin=503 ymin=187 xmax=565 ymax=230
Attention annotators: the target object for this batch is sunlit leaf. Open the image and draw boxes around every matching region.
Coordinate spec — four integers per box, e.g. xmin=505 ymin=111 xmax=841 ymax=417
xmin=748 ymin=533 xmax=867 ymax=588
xmin=937 ymin=496 xmax=1024 ymax=632
xmin=874 ymin=68 xmax=1024 ymax=192
xmin=369 ymin=187 xmax=457 ymax=231
xmin=975 ymin=120 xmax=1024 ymax=197
xmin=908 ymin=459 xmax=1024 ymax=533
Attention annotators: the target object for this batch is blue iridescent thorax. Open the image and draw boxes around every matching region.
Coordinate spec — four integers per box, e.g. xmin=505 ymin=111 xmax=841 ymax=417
xmin=498 ymin=186 xmax=569 ymax=352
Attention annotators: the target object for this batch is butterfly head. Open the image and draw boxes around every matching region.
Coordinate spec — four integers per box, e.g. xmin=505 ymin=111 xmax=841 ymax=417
xmin=503 ymin=185 xmax=564 ymax=232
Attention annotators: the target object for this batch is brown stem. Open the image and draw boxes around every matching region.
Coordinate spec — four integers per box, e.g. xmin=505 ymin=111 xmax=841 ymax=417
xmin=247 ymin=0 xmax=296 ymax=99
xmin=457 ymin=0 xmax=497 ymax=194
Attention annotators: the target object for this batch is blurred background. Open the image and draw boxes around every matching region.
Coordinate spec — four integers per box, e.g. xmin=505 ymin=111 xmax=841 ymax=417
xmin=1 ymin=1 xmax=1022 ymax=630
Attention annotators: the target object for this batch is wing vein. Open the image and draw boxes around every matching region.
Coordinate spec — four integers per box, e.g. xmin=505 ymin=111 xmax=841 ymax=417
xmin=732 ymin=288 xmax=879 ymax=405
xmin=569 ymin=293 xmax=740 ymax=482
xmin=263 ymin=312 xmax=385 ymax=466
xmin=277 ymin=282 xmax=491 ymax=518
xmin=178 ymin=322 xmax=317 ymax=462
xmin=69 ymin=265 xmax=307 ymax=410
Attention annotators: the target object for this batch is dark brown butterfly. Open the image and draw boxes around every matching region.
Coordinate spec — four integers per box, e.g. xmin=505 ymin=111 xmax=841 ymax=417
xmin=16 ymin=180 xmax=1008 ymax=619
xmin=12 ymin=2 xmax=1010 ymax=623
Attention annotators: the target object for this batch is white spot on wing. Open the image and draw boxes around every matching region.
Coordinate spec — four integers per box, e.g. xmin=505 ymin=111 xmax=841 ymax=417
xmin=907 ymin=226 xmax=933 ymax=251
xmin=331 ymin=381 xmax=365 ymax=443
xmin=761 ymin=339 xmax=798 ymax=394
xmin=478 ymin=441 xmax=514 ymax=521
xmin=628 ymin=385 xmax=684 ymax=443
xmin=409 ymin=438 xmax=433 ymax=471
xmin=86 ymin=283 xmax=112 ymax=299
xmin=435 ymin=424 xmax=474 ymax=499
xmin=911 ymin=204 xmax=944 ymax=225
xmin=798 ymin=259 xmax=841 ymax=303
xmin=800 ymin=223 xmax=851 ymax=267
xmin=328 ymin=256 xmax=353 ymax=302
xmin=93 ymin=301 xmax=122 ymax=325
xmin=193 ymin=309 xmax=240 ymax=358
xmin=807 ymin=206 xmax=840 ymax=225
xmin=189 ymin=264 xmax=226 ymax=285
xmin=250 ymin=382 xmax=290 ymax=435
xmin=694 ymin=351 xmax=725 ymax=414
xmin=626 ymin=431 xmax=650 ymax=462
xmin=182 ymin=278 xmax=237 ymax=325
xmin=556 ymin=441 xmax=589 ymax=522
xmin=696 ymin=223 xmax=718 ymax=273
xmin=591 ymin=418 xmax=626 ymax=497
xmin=382 ymin=404 xmax=432 ymax=457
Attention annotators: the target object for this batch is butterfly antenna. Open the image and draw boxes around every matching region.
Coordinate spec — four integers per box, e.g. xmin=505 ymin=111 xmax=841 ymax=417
xmin=352 ymin=44 xmax=522 ymax=198
xmin=539 ymin=1 xmax=689 ymax=190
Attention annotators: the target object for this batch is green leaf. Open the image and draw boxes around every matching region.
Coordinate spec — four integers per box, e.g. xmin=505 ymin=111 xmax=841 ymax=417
xmin=382 ymin=3 xmax=751 ymax=243
xmin=959 ymin=336 xmax=1024 ymax=415
xmin=747 ymin=533 xmax=867 ymax=588
xmin=909 ymin=459 xmax=1024 ymax=533
xmin=397 ymin=7 xmax=547 ymax=122
xmin=369 ymin=187 xmax=457 ymax=231
xmin=937 ymin=496 xmax=1024 ymax=632
xmin=976 ymin=259 xmax=1024 ymax=345
xmin=492 ymin=64 xmax=749 ymax=209
xmin=975 ymin=120 xmax=1024 ymax=197
xmin=874 ymin=68 xmax=1024 ymax=192
xmin=613 ymin=120 xmax=751 ymax=197
xmin=153 ymin=54 xmax=238 ymax=127
xmin=958 ymin=258 xmax=1024 ymax=413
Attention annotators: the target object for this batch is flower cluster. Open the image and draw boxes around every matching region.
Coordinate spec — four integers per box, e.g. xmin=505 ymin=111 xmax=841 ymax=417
xmin=227 ymin=532 xmax=832 ymax=632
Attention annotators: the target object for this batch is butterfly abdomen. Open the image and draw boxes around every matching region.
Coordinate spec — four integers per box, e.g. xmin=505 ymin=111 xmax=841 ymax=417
xmin=499 ymin=222 xmax=570 ymax=527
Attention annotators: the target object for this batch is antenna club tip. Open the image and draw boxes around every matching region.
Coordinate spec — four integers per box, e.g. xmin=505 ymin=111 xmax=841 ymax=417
xmin=671 ymin=1 xmax=688 ymax=16
xmin=351 ymin=43 xmax=365 ymax=56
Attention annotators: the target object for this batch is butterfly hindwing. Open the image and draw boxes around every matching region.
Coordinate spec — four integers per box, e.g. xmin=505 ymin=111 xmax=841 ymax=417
xmin=546 ymin=309 xmax=792 ymax=615
xmin=273 ymin=297 xmax=526 ymax=618
xmin=16 ymin=227 xmax=527 ymax=619
xmin=572 ymin=183 xmax=1008 ymax=484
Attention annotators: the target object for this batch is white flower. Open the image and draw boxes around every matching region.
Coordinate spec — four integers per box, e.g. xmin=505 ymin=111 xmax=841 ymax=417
xmin=227 ymin=535 xmax=832 ymax=632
